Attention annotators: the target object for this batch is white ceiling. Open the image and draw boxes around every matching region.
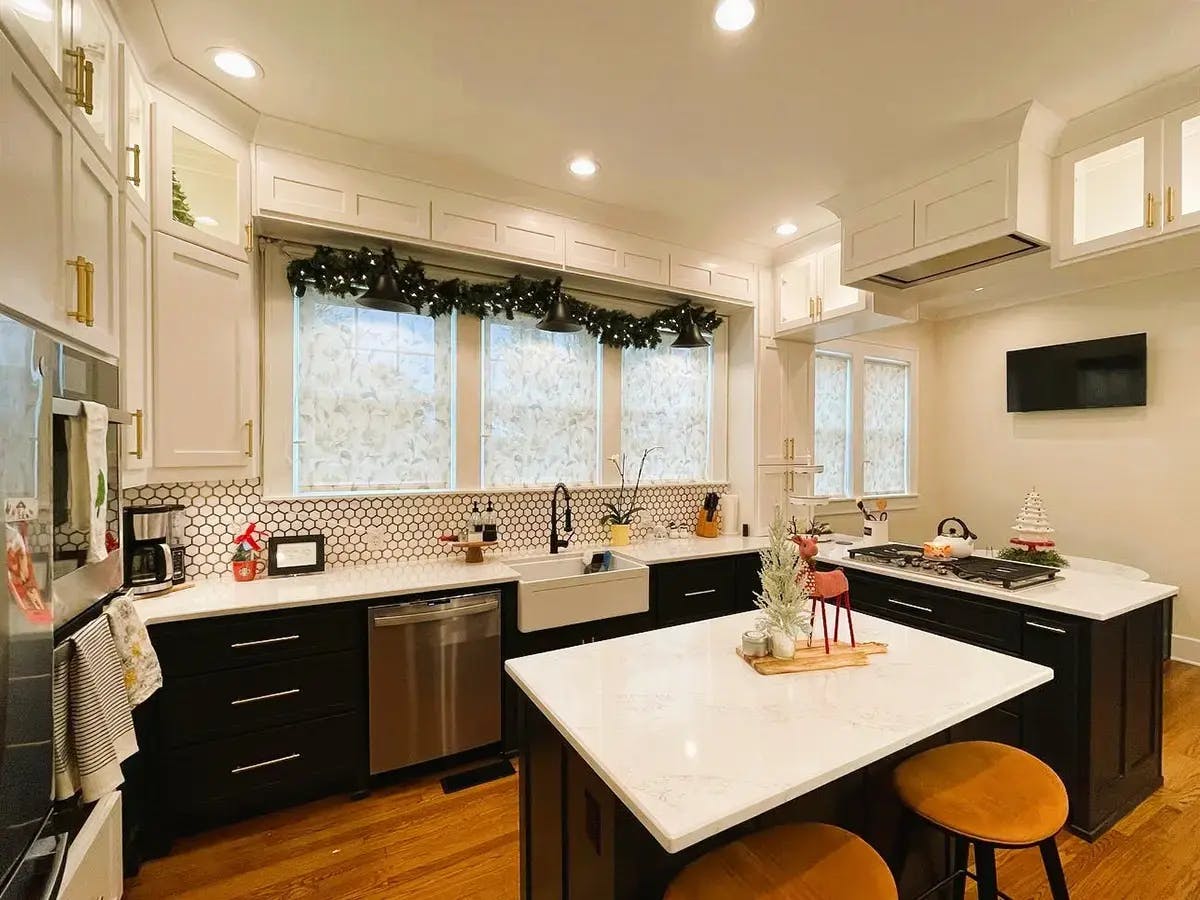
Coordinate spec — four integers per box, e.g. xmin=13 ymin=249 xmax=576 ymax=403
xmin=147 ymin=0 xmax=1200 ymax=251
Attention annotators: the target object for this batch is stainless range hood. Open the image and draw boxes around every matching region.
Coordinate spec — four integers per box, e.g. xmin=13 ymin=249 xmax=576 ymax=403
xmin=866 ymin=233 xmax=1046 ymax=289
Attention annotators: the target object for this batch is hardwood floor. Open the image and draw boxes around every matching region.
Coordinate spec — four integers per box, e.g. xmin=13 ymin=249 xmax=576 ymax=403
xmin=126 ymin=663 xmax=1200 ymax=899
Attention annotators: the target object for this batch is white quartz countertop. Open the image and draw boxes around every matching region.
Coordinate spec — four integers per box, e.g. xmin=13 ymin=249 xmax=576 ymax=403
xmin=612 ymin=535 xmax=770 ymax=565
xmin=505 ymin=611 xmax=1052 ymax=853
xmin=815 ymin=541 xmax=1177 ymax=621
xmin=134 ymin=558 xmax=520 ymax=625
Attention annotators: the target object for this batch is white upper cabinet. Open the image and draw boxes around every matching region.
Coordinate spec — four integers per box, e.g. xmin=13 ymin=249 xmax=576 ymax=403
xmin=64 ymin=0 xmax=118 ymax=174
xmin=120 ymin=198 xmax=151 ymax=478
xmin=119 ymin=45 xmax=149 ymax=217
xmin=154 ymin=94 xmax=252 ymax=262
xmin=432 ymin=189 xmax=566 ymax=265
xmin=70 ymin=131 xmax=118 ymax=355
xmin=563 ymin=222 xmax=670 ymax=286
xmin=841 ymin=193 xmax=915 ymax=275
xmin=912 ymin=149 xmax=1012 ymax=246
xmin=775 ymin=254 xmax=817 ymax=331
xmin=152 ymin=232 xmax=256 ymax=472
xmin=0 ymin=32 xmax=70 ymax=332
xmin=0 ymin=0 xmax=68 ymax=101
xmin=1056 ymin=120 xmax=1163 ymax=261
xmin=756 ymin=337 xmax=809 ymax=466
xmin=815 ymin=243 xmax=865 ymax=320
xmin=1164 ymin=100 xmax=1200 ymax=233
xmin=669 ymin=248 xmax=755 ymax=303
xmin=255 ymin=146 xmax=434 ymax=241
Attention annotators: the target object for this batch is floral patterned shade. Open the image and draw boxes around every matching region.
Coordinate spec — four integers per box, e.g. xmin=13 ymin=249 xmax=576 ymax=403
xmin=863 ymin=358 xmax=909 ymax=495
xmin=483 ymin=314 xmax=600 ymax=487
xmin=621 ymin=343 xmax=712 ymax=481
xmin=294 ymin=293 xmax=455 ymax=492
xmin=814 ymin=351 xmax=852 ymax=497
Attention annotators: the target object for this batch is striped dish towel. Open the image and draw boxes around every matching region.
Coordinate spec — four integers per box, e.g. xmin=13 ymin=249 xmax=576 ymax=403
xmin=53 ymin=617 xmax=139 ymax=802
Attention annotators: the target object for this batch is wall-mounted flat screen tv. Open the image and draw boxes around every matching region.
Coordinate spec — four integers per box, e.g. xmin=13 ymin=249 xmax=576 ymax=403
xmin=1006 ymin=333 xmax=1147 ymax=412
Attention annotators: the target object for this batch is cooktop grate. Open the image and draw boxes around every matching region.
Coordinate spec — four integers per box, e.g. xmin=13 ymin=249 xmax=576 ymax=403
xmin=846 ymin=543 xmax=1060 ymax=590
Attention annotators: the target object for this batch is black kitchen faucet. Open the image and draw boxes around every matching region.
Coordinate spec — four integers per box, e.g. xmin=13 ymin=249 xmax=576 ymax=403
xmin=550 ymin=483 xmax=573 ymax=554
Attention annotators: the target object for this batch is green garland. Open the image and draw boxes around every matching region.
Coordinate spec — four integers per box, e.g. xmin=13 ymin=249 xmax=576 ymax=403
xmin=286 ymin=246 xmax=722 ymax=350
xmin=998 ymin=546 xmax=1069 ymax=568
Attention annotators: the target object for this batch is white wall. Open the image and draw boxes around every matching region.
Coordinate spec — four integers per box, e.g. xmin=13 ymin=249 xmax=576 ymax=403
xmin=929 ymin=267 xmax=1200 ymax=657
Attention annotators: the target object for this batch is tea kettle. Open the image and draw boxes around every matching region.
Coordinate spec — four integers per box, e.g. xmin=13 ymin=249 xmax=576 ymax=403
xmin=924 ymin=517 xmax=978 ymax=559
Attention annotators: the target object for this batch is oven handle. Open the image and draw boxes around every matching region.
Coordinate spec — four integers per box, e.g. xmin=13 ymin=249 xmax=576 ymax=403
xmin=52 ymin=397 xmax=132 ymax=425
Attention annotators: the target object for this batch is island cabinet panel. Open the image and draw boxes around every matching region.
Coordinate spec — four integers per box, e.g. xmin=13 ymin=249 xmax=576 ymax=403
xmin=841 ymin=567 xmax=1166 ymax=840
xmin=651 ymin=558 xmax=739 ymax=627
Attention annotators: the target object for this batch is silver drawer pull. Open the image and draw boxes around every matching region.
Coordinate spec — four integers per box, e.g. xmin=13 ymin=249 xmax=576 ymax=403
xmin=230 ymin=688 xmax=300 ymax=706
xmin=230 ymin=634 xmax=300 ymax=649
xmin=887 ymin=598 xmax=933 ymax=614
xmin=683 ymin=589 xmax=717 ymax=598
xmin=1026 ymin=621 xmax=1067 ymax=635
xmin=231 ymin=752 xmax=300 ymax=775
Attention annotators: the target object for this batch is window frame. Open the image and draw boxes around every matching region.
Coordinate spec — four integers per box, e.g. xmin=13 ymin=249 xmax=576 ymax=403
xmin=811 ymin=338 xmax=919 ymax=510
xmin=261 ymin=244 xmax=728 ymax=498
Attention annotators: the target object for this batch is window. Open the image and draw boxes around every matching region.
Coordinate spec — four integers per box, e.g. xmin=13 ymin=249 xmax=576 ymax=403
xmin=481 ymin=314 xmax=600 ymax=487
xmin=293 ymin=291 xmax=455 ymax=493
xmin=620 ymin=342 xmax=713 ymax=481
xmin=813 ymin=351 xmax=851 ymax=497
xmin=863 ymin=358 xmax=910 ymax=495
xmin=812 ymin=340 xmax=916 ymax=500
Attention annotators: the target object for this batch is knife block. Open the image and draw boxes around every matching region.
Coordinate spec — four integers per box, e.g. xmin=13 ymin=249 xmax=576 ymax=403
xmin=695 ymin=509 xmax=720 ymax=538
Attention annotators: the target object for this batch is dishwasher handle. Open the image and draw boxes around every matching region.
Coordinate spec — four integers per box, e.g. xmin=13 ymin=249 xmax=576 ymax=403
xmin=371 ymin=597 xmax=498 ymax=628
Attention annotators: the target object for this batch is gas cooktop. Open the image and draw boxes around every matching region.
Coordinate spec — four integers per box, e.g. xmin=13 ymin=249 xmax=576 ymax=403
xmin=846 ymin=543 xmax=1060 ymax=591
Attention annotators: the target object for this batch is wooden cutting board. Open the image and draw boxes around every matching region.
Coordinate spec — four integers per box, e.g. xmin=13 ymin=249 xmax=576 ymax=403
xmin=736 ymin=640 xmax=888 ymax=675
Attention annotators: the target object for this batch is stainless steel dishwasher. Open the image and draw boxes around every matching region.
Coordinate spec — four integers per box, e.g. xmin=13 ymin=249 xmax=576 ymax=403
xmin=368 ymin=591 xmax=501 ymax=774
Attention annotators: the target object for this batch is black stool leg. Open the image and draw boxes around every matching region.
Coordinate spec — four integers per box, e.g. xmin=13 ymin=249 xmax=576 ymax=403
xmin=974 ymin=843 xmax=999 ymax=900
xmin=891 ymin=807 xmax=914 ymax=882
xmin=950 ymin=836 xmax=969 ymax=900
xmin=1039 ymin=837 xmax=1070 ymax=900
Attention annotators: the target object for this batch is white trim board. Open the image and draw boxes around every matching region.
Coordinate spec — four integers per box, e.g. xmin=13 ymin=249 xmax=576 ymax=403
xmin=1171 ymin=634 xmax=1200 ymax=667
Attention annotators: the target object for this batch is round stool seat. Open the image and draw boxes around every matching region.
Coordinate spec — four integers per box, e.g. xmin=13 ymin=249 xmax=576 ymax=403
xmin=665 ymin=822 xmax=897 ymax=900
xmin=894 ymin=741 xmax=1068 ymax=846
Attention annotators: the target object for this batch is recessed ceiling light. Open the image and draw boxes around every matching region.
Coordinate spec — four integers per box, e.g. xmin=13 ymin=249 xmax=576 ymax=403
xmin=568 ymin=156 xmax=599 ymax=178
xmin=714 ymin=0 xmax=757 ymax=31
xmin=973 ymin=286 xmax=985 ymax=292
xmin=210 ymin=48 xmax=261 ymax=80
xmin=775 ymin=222 xmax=798 ymax=237
xmin=12 ymin=0 xmax=53 ymax=22
xmin=195 ymin=215 xmax=220 ymax=227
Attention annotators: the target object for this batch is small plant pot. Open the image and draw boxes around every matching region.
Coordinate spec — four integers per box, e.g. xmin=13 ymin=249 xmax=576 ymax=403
xmin=231 ymin=559 xmax=264 ymax=582
xmin=609 ymin=524 xmax=631 ymax=546
xmin=769 ymin=629 xmax=796 ymax=660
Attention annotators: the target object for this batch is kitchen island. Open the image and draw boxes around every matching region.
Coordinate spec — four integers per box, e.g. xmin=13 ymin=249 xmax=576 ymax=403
xmin=506 ymin=611 xmax=1052 ymax=899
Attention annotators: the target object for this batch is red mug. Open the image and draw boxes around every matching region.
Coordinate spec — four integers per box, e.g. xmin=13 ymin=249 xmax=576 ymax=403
xmin=231 ymin=559 xmax=264 ymax=582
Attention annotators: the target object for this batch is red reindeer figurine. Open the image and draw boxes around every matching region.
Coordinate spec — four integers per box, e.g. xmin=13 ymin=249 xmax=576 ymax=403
xmin=793 ymin=536 xmax=855 ymax=653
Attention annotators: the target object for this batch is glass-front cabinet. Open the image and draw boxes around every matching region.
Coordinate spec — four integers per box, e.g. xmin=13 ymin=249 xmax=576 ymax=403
xmin=0 ymin=0 xmax=120 ymax=175
xmin=774 ymin=236 xmax=868 ymax=337
xmin=1165 ymin=101 xmax=1200 ymax=234
xmin=775 ymin=254 xmax=817 ymax=333
xmin=153 ymin=94 xmax=253 ymax=262
xmin=120 ymin=45 xmax=150 ymax=216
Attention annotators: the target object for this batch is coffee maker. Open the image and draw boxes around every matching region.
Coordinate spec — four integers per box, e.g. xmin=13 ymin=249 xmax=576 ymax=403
xmin=124 ymin=504 xmax=186 ymax=596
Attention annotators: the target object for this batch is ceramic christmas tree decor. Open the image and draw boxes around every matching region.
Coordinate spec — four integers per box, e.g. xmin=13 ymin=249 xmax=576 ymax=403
xmin=1000 ymin=488 xmax=1068 ymax=568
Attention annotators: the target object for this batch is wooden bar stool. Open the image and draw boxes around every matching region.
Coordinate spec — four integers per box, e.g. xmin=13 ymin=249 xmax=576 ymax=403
xmin=665 ymin=822 xmax=897 ymax=899
xmin=892 ymin=741 xmax=1070 ymax=900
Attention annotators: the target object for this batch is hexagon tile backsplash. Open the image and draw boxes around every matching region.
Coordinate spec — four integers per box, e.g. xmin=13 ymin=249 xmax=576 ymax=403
xmin=123 ymin=479 xmax=729 ymax=580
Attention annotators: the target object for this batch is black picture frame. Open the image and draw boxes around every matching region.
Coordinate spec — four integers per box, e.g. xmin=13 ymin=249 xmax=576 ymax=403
xmin=267 ymin=534 xmax=326 ymax=577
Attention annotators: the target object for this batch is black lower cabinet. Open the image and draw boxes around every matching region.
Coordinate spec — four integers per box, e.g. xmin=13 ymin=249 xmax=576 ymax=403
xmin=651 ymin=553 xmax=761 ymax=627
xmin=843 ymin=568 xmax=1167 ymax=840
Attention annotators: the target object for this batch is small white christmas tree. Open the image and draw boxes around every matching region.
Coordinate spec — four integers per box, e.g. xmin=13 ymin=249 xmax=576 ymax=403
xmin=1011 ymin=488 xmax=1055 ymax=540
xmin=754 ymin=510 xmax=812 ymax=648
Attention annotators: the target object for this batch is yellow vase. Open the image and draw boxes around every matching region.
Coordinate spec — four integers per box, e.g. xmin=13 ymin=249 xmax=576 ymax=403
xmin=609 ymin=524 xmax=631 ymax=546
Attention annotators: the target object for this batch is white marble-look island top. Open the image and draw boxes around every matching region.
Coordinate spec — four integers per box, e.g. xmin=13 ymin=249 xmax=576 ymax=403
xmin=506 ymin=610 xmax=1051 ymax=854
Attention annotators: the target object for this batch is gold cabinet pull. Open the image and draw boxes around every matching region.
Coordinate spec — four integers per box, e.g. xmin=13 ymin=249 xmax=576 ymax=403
xmin=1167 ymin=185 xmax=1175 ymax=224
xmin=64 ymin=47 xmax=85 ymax=107
xmin=244 ymin=223 xmax=254 ymax=255
xmin=126 ymin=144 xmax=141 ymax=186
xmin=65 ymin=257 xmax=86 ymax=322
xmin=783 ymin=438 xmax=789 ymax=459
xmin=245 ymin=419 xmax=254 ymax=457
xmin=1146 ymin=192 xmax=1155 ymax=229
xmin=82 ymin=259 xmax=95 ymax=326
xmin=129 ymin=409 xmax=144 ymax=459
xmin=82 ymin=58 xmax=94 ymax=115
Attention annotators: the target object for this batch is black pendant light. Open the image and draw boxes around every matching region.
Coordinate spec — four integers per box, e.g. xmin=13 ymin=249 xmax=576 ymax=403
xmin=358 ymin=248 xmax=417 ymax=314
xmin=672 ymin=309 xmax=710 ymax=349
xmin=536 ymin=282 xmax=582 ymax=333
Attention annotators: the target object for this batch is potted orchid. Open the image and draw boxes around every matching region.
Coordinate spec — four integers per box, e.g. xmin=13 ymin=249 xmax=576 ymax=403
xmin=600 ymin=448 xmax=657 ymax=546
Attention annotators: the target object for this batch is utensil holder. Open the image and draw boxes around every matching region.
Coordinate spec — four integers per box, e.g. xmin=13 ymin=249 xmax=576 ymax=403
xmin=861 ymin=518 xmax=889 ymax=545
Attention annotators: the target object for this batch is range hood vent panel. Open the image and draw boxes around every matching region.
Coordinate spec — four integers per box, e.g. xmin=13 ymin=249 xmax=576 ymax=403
xmin=867 ymin=234 xmax=1045 ymax=289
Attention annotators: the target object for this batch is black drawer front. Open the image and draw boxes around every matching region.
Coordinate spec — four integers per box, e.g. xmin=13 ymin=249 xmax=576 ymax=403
xmin=151 ymin=604 xmax=360 ymax=677
xmin=166 ymin=712 xmax=360 ymax=823
xmin=846 ymin=571 xmax=1022 ymax=653
xmin=160 ymin=651 xmax=362 ymax=748
xmin=654 ymin=558 xmax=737 ymax=627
